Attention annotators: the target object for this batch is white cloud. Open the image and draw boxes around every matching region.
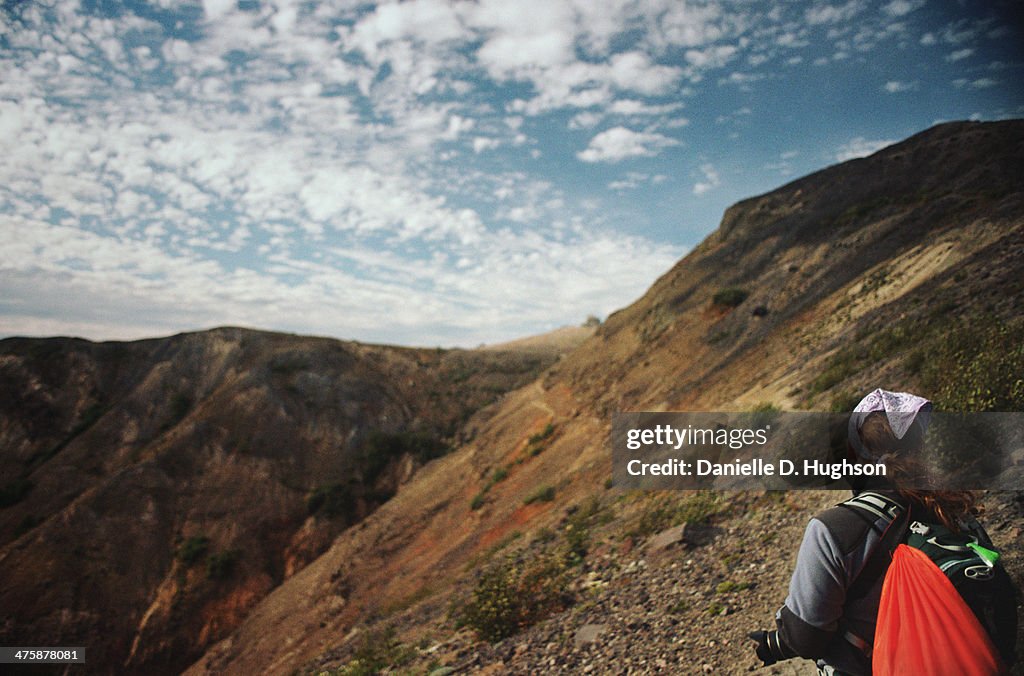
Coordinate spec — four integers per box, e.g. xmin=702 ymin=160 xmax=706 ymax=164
xmin=883 ymin=0 xmax=924 ymax=17
xmin=954 ymin=77 xmax=998 ymax=90
xmin=883 ymin=80 xmax=915 ymax=93
xmin=805 ymin=1 xmax=866 ymax=26
xmin=692 ymin=164 xmax=720 ymax=195
xmin=835 ymin=137 xmax=896 ymax=162
xmin=577 ymin=127 xmax=680 ymax=163
xmin=607 ymin=99 xmax=684 ymax=117
xmin=472 ymin=137 xmax=501 ymax=153
xmin=946 ymin=48 xmax=974 ymax=62
xmin=608 ymin=171 xmax=667 ymax=191
xmin=1 ymin=0 xmax=1015 ymax=346
xmin=202 ymin=0 xmax=235 ymax=21
xmin=607 ymin=51 xmax=682 ymax=95
xmin=569 ymin=111 xmax=604 ymax=129
xmin=684 ymin=44 xmax=738 ymax=69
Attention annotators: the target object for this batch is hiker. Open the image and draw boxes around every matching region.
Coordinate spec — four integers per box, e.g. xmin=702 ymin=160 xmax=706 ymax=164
xmin=749 ymin=388 xmax=1018 ymax=675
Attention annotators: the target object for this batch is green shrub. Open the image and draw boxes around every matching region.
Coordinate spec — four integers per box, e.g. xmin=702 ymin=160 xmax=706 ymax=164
xmin=715 ymin=580 xmax=751 ymax=593
xmin=829 ymin=390 xmax=861 ymax=413
xmin=360 ymin=431 xmax=449 ymax=481
xmin=455 ymin=554 xmax=571 ymax=642
xmin=206 ymin=549 xmax=239 ymax=580
xmin=333 ymin=628 xmax=416 ymax=676
xmin=523 ymin=485 xmax=556 ymax=505
xmin=177 ymin=535 xmax=210 ymax=565
xmin=669 ymin=599 xmax=689 ymax=614
xmin=749 ymin=402 xmax=781 ymax=427
xmin=470 ymin=492 xmax=486 ymax=511
xmin=712 ymin=287 xmax=749 ymax=308
xmin=493 ymin=467 xmax=509 ymax=482
xmin=528 ymin=423 xmax=555 ymax=445
xmin=307 ymin=484 xmax=356 ymax=519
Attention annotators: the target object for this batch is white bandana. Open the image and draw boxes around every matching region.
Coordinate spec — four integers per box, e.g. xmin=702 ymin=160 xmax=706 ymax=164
xmin=848 ymin=388 xmax=933 ymax=460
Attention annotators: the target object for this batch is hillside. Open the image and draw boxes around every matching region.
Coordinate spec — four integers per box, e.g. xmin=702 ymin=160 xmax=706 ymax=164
xmin=0 ymin=328 xmax=571 ymax=674
xmin=1 ymin=120 xmax=1022 ymax=675
xmin=181 ymin=120 xmax=1024 ymax=675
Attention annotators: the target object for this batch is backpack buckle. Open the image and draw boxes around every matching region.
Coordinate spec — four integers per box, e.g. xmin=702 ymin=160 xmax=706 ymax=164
xmin=964 ymin=564 xmax=994 ymax=580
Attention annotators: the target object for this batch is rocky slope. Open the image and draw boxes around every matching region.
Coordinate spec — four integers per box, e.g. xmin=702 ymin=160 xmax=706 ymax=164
xmin=183 ymin=119 xmax=1024 ymax=675
xmin=0 ymin=327 xmax=578 ymax=674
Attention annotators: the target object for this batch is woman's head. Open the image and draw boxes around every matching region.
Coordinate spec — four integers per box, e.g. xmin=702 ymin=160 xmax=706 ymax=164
xmin=857 ymin=410 xmax=925 ymax=460
xmin=847 ymin=388 xmax=932 ymax=462
xmin=848 ymin=389 xmax=978 ymax=529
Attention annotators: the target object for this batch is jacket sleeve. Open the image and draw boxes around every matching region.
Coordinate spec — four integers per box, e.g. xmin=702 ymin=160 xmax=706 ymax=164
xmin=774 ymin=517 xmax=849 ymax=658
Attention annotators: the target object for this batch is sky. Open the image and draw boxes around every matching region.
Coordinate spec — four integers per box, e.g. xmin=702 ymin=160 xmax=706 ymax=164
xmin=1 ymin=0 xmax=1022 ymax=347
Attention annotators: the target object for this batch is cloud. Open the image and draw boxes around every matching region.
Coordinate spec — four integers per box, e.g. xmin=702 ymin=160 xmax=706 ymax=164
xmin=608 ymin=51 xmax=683 ymax=95
xmin=805 ymin=1 xmax=866 ymax=26
xmin=835 ymin=137 xmax=897 ymax=162
xmin=1 ymin=0 xmax=1017 ymax=346
xmin=953 ymin=77 xmax=998 ymax=90
xmin=692 ymin=164 xmax=720 ymax=195
xmin=946 ymin=48 xmax=974 ymax=62
xmin=577 ymin=127 xmax=680 ymax=163
xmin=472 ymin=137 xmax=502 ymax=153
xmin=882 ymin=0 xmax=924 ymax=17
xmin=883 ymin=80 xmax=915 ymax=93
xmin=608 ymin=172 xmax=668 ymax=191
xmin=607 ymin=99 xmax=684 ymax=117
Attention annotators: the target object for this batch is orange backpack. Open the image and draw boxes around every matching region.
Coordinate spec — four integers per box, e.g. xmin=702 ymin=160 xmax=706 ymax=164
xmin=873 ymin=543 xmax=1007 ymax=675
xmin=841 ymin=492 xmax=1015 ymax=675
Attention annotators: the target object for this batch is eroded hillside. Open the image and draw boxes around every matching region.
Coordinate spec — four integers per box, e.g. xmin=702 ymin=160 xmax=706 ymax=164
xmin=0 ymin=327 xmax=579 ymax=674
xmin=183 ymin=120 xmax=1024 ymax=675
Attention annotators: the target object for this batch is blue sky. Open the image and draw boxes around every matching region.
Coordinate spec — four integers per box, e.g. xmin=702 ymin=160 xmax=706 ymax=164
xmin=1 ymin=0 xmax=1022 ymax=347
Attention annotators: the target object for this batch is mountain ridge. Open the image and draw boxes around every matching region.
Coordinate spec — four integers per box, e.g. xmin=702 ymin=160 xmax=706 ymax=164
xmin=182 ymin=119 xmax=1024 ymax=674
xmin=2 ymin=119 xmax=1022 ymax=675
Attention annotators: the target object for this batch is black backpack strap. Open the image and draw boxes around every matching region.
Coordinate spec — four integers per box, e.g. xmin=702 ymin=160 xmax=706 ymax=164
xmin=841 ymin=492 xmax=909 ymax=602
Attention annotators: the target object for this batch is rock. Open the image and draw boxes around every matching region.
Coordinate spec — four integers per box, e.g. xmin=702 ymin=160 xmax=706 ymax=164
xmin=646 ymin=524 xmax=686 ymax=553
xmin=574 ymin=624 xmax=607 ymax=648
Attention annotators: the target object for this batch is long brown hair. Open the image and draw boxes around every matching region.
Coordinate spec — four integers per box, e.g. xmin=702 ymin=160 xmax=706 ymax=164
xmin=857 ymin=411 xmax=980 ymax=530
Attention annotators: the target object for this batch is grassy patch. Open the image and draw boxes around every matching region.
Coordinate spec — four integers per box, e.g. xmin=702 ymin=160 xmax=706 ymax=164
xmin=206 ymin=549 xmax=239 ymax=580
xmin=668 ymin=599 xmax=689 ymax=614
xmin=523 ymin=485 xmax=556 ymax=505
xmin=528 ymin=423 xmax=556 ymax=445
xmin=629 ymin=492 xmax=719 ymax=538
xmin=176 ymin=535 xmax=210 ymax=566
xmin=706 ymin=601 xmax=726 ymax=616
xmin=919 ymin=317 xmax=1024 ymax=411
xmin=712 ymin=287 xmax=749 ymax=308
xmin=469 ymin=492 xmax=486 ymax=511
xmin=715 ymin=580 xmax=751 ymax=594
xmin=307 ymin=484 xmax=356 ymax=520
xmin=469 ymin=465 xmax=512 ymax=510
